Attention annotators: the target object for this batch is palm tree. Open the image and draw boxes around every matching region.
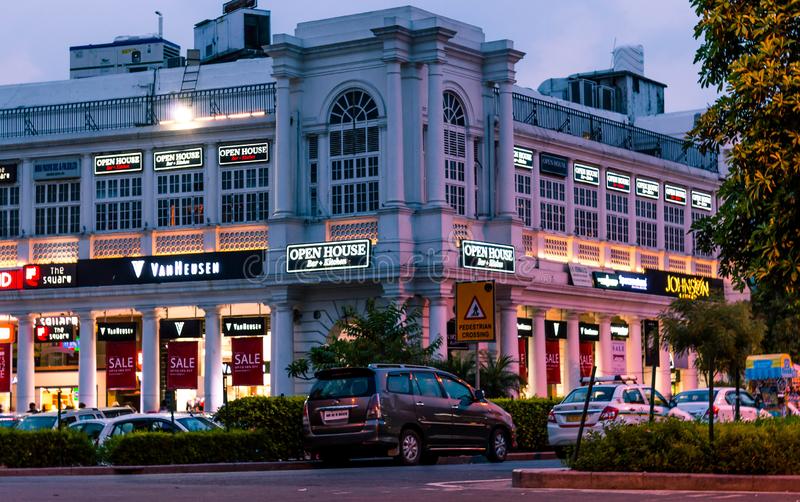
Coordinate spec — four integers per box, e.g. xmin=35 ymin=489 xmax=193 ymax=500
xmin=478 ymin=351 xmax=526 ymax=398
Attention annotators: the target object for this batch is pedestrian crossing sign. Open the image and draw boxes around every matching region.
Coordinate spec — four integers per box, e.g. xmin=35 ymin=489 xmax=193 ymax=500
xmin=456 ymin=281 xmax=495 ymax=342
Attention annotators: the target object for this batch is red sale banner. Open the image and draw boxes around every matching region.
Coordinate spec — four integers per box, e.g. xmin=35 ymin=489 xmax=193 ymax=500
xmin=106 ymin=341 xmax=137 ymax=390
xmin=0 ymin=343 xmax=11 ymax=393
xmin=545 ymin=339 xmax=561 ymax=384
xmin=231 ymin=337 xmax=264 ymax=387
xmin=580 ymin=341 xmax=595 ymax=378
xmin=167 ymin=341 xmax=198 ymax=390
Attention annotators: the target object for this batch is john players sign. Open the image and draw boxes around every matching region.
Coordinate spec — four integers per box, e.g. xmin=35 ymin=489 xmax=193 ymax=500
xmin=460 ymin=240 xmax=515 ymax=274
xmin=286 ymin=239 xmax=371 ymax=273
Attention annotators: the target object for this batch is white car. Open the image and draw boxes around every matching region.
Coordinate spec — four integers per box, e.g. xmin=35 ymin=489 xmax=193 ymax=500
xmin=14 ymin=409 xmax=106 ymax=431
xmin=671 ymin=387 xmax=771 ymax=422
xmin=95 ymin=412 xmax=219 ymax=445
xmin=547 ymin=378 xmax=689 ymax=447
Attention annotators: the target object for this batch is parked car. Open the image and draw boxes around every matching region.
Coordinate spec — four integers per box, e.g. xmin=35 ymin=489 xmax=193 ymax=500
xmin=14 ymin=409 xmax=105 ymax=431
xmin=671 ymin=387 xmax=771 ymax=422
xmin=68 ymin=419 xmax=108 ymax=444
xmin=0 ymin=414 xmax=21 ymax=428
xmin=100 ymin=406 xmax=136 ymax=418
xmin=303 ymin=364 xmax=516 ymax=466
xmin=547 ymin=377 xmax=690 ymax=449
xmin=95 ymin=413 xmax=191 ymax=445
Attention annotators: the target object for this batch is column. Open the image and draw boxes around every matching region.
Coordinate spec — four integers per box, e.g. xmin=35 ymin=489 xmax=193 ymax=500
xmin=425 ymin=62 xmax=446 ymax=207
xmin=273 ymin=77 xmax=294 ymax=217
xmin=428 ymin=298 xmax=448 ymax=361
xmin=531 ymin=310 xmax=548 ymax=397
xmin=598 ymin=167 xmax=608 ymax=241
xmin=15 ymin=313 xmax=36 ymax=414
xmin=497 ymin=81 xmax=516 ymax=218
xmin=140 ymin=308 xmax=162 ymax=413
xmin=566 ymin=158 xmax=576 ymax=235
xmin=598 ymin=315 xmax=612 ymax=377
xmin=626 ymin=316 xmax=644 ymax=384
xmin=204 ymin=142 xmax=219 ymax=225
xmin=20 ymin=159 xmax=34 ymax=236
xmin=500 ymin=305 xmax=519 ymax=379
xmin=656 ymin=324 xmax=672 ymax=398
xmin=76 ymin=310 xmax=98 ymax=408
xmin=79 ymin=153 xmax=93 ymax=234
xmin=270 ymin=303 xmax=294 ymax=396
xmin=385 ymin=60 xmax=405 ymax=207
xmin=142 ymin=148 xmax=156 ymax=229
xmin=683 ymin=351 xmax=699 ymax=390
xmin=565 ymin=312 xmax=581 ymax=394
xmin=202 ymin=305 xmax=224 ymax=413
xmin=656 ymin=182 xmax=665 ymax=250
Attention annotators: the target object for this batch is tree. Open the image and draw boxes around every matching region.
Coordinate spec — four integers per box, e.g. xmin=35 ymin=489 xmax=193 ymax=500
xmin=689 ymin=0 xmax=800 ymax=308
xmin=432 ymin=351 xmax=525 ymax=398
xmin=286 ymin=299 xmax=441 ymax=380
xmin=660 ymin=299 xmax=764 ymax=440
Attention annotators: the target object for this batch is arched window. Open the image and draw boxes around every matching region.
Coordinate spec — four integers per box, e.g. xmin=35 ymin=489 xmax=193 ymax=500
xmin=443 ymin=91 xmax=467 ymax=215
xmin=328 ymin=89 xmax=380 ymax=215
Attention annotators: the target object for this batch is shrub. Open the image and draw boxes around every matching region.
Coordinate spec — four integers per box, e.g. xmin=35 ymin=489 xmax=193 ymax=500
xmin=213 ymin=395 xmax=305 ymax=458
xmin=0 ymin=429 xmax=96 ymax=468
xmin=103 ymin=429 xmax=303 ymax=466
xmin=568 ymin=419 xmax=800 ymax=475
xmin=492 ymin=398 xmax=559 ymax=451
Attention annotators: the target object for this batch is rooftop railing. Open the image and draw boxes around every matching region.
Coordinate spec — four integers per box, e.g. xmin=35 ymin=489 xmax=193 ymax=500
xmin=512 ymin=93 xmax=718 ymax=172
xmin=0 ymin=83 xmax=276 ymax=139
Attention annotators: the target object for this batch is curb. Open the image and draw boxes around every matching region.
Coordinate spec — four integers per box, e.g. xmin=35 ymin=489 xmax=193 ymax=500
xmin=0 ymin=452 xmax=555 ymax=477
xmin=512 ymin=468 xmax=800 ymax=493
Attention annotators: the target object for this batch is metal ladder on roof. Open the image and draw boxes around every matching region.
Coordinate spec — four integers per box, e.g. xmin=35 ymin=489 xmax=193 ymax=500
xmin=180 ymin=49 xmax=201 ymax=93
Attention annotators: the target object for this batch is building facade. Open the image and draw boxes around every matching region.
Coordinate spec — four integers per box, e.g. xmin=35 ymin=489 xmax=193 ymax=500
xmin=0 ymin=6 xmax=730 ymax=414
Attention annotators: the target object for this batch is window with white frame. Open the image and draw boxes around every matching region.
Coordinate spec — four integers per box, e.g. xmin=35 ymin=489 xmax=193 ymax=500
xmin=473 ymin=139 xmax=481 ymax=218
xmin=635 ymin=199 xmax=658 ymax=248
xmin=329 ymin=89 xmax=380 ymax=216
xmin=156 ymin=171 xmax=204 ymax=227
xmin=0 ymin=184 xmax=19 ymax=239
xmin=574 ymin=185 xmax=598 ymax=238
xmin=308 ymin=135 xmax=319 ymax=217
xmin=95 ymin=176 xmax=142 ymax=231
xmin=664 ymin=204 xmax=685 ymax=253
xmin=221 ymin=164 xmax=269 ymax=224
xmin=691 ymin=211 xmax=711 ymax=257
xmin=606 ymin=192 xmax=628 ymax=243
xmin=34 ymin=180 xmax=80 ymax=235
xmin=515 ymin=171 xmax=532 ymax=226
xmin=540 ymin=177 xmax=566 ymax=232
xmin=443 ymin=91 xmax=467 ymax=215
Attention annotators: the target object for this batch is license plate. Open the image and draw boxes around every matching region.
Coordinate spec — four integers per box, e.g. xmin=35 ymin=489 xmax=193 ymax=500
xmin=322 ymin=409 xmax=349 ymax=422
xmin=565 ymin=414 xmax=583 ymax=423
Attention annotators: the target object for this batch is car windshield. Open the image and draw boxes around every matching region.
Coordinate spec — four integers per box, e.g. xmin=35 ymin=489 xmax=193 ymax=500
xmin=0 ymin=419 xmax=18 ymax=428
xmin=562 ymin=386 xmax=616 ymax=404
xmin=675 ymin=390 xmax=718 ymax=404
xmin=16 ymin=416 xmax=57 ymax=431
xmin=177 ymin=417 xmax=213 ymax=431
xmin=310 ymin=375 xmax=375 ymax=399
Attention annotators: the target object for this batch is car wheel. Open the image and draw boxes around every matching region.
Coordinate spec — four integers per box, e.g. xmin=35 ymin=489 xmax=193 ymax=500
xmin=486 ymin=428 xmax=509 ymax=463
xmin=398 ymin=428 xmax=422 ymax=466
xmin=420 ymin=452 xmax=439 ymax=465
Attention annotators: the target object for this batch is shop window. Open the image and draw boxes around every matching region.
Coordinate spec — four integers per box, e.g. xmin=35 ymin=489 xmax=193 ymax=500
xmin=156 ymin=171 xmax=204 ymax=227
xmin=540 ymin=177 xmax=566 ymax=232
xmin=0 ymin=184 xmax=19 ymax=238
xmin=221 ymin=165 xmax=269 ymax=224
xmin=96 ymin=176 xmax=142 ymax=231
xmin=328 ymin=89 xmax=380 ymax=216
xmin=34 ymin=180 xmax=80 ymax=235
xmin=444 ymin=91 xmax=467 ymax=215
xmin=606 ymin=192 xmax=628 ymax=243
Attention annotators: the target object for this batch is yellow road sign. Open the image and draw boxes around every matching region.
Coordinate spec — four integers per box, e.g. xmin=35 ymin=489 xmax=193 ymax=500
xmin=455 ymin=281 xmax=496 ymax=342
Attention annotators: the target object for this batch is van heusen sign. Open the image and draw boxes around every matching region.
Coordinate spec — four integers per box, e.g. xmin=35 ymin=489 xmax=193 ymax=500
xmin=460 ymin=240 xmax=515 ymax=274
xmin=513 ymin=146 xmax=534 ymax=169
xmin=286 ymin=239 xmax=371 ymax=273
xmin=593 ymin=269 xmax=724 ymax=300
xmin=77 ymin=250 xmax=264 ymax=287
xmin=154 ymin=147 xmax=204 ymax=171
xmin=218 ymin=142 xmax=269 ymax=165
xmin=97 ymin=322 xmax=137 ymax=342
xmin=160 ymin=319 xmax=204 ymax=339
xmin=93 ymin=151 xmax=143 ymax=175
xmin=222 ymin=317 xmax=267 ymax=337
xmin=573 ymin=163 xmax=599 ymax=186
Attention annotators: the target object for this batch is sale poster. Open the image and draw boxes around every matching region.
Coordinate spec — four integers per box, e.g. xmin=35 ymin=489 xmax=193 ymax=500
xmin=167 ymin=341 xmax=198 ymax=390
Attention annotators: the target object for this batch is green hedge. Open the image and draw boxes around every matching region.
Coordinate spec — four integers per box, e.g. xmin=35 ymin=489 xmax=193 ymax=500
xmin=0 ymin=429 xmax=96 ymax=468
xmin=493 ymin=398 xmax=559 ymax=451
xmin=569 ymin=419 xmax=800 ymax=475
xmin=103 ymin=429 xmax=304 ymax=465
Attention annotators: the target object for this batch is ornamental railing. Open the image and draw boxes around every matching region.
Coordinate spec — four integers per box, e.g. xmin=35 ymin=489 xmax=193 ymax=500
xmin=0 ymin=83 xmax=276 ymax=139
xmin=512 ymin=92 xmax=718 ymax=172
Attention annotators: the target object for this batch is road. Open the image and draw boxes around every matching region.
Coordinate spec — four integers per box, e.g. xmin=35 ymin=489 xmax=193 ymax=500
xmin=2 ymin=459 xmax=798 ymax=501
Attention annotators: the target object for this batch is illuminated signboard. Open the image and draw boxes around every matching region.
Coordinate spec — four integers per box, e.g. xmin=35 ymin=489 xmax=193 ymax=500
xmin=573 ymin=163 xmax=599 ymax=186
xmin=545 ymin=320 xmax=567 ymax=339
xmin=0 ymin=323 xmax=15 ymax=343
xmin=154 ymin=147 xmax=204 ymax=171
xmin=222 ymin=317 xmax=267 ymax=337
xmin=636 ymin=178 xmax=660 ymax=199
xmin=514 ymin=146 xmax=534 ymax=169
xmin=34 ymin=316 xmax=78 ymax=343
xmin=0 ymin=164 xmax=17 ymax=185
xmin=539 ymin=152 xmax=568 ymax=177
xmin=33 ymin=158 xmax=80 ymax=180
xmin=606 ymin=171 xmax=631 ymax=193
xmin=517 ymin=318 xmax=533 ymax=337
xmin=0 ymin=269 xmax=22 ymax=291
xmin=97 ymin=322 xmax=137 ymax=342
xmin=592 ymin=271 xmax=650 ymax=293
xmin=218 ymin=142 xmax=269 ymax=165
xmin=160 ymin=319 xmax=204 ymax=339
xmin=286 ymin=239 xmax=371 ymax=273
xmin=460 ymin=240 xmax=515 ymax=274
xmin=691 ymin=190 xmax=713 ymax=212
xmin=93 ymin=152 xmax=143 ymax=175
xmin=664 ymin=184 xmax=687 ymax=205
xmin=593 ymin=269 xmax=724 ymax=300
xmin=23 ymin=264 xmax=77 ymax=289
xmin=579 ymin=322 xmax=600 ymax=340
xmin=611 ymin=323 xmax=629 ymax=337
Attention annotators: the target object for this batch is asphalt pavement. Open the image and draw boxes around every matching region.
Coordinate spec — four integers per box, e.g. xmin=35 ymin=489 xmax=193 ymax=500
xmin=2 ymin=459 xmax=798 ymax=501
